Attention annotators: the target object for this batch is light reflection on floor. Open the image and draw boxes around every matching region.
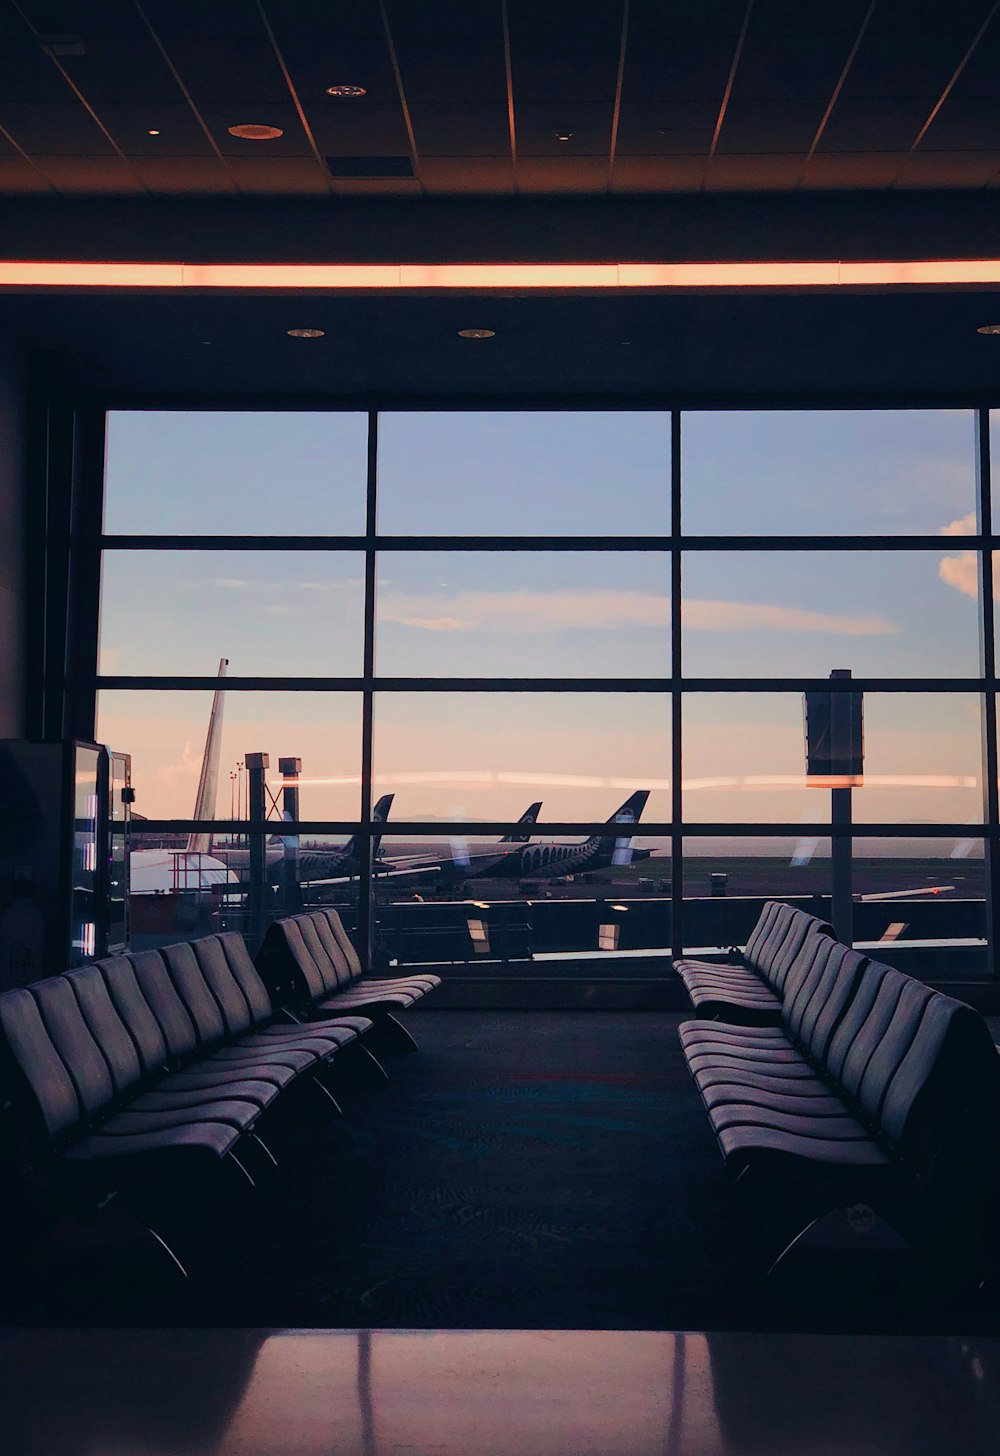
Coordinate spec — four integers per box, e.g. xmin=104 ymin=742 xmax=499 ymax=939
xmin=1 ymin=1328 xmax=999 ymax=1456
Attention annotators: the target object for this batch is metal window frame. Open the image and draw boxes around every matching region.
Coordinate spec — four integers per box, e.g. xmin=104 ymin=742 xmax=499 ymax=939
xmin=69 ymin=396 xmax=1000 ymax=974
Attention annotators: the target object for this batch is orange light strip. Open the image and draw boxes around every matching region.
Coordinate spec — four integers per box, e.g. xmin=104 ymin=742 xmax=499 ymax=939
xmin=2 ymin=259 xmax=1000 ymax=290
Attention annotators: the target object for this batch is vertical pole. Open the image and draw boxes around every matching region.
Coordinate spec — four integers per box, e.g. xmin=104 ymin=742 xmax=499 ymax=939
xmin=357 ymin=411 xmax=378 ymax=971
xmin=278 ymin=756 xmax=302 ymax=913
xmin=829 ymin=669 xmax=855 ymax=945
xmin=831 ymin=785 xmax=853 ymax=945
xmin=670 ymin=409 xmax=684 ymax=962
xmin=245 ymin=752 xmax=269 ymax=950
xmin=975 ymin=409 xmax=999 ymax=977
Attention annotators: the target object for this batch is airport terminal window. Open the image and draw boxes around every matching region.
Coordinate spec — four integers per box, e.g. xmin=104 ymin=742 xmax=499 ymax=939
xmin=92 ymin=406 xmax=995 ymax=978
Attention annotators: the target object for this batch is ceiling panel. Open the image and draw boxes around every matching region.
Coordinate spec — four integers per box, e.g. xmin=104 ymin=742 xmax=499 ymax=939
xmin=817 ymin=99 xmax=936 ymax=154
xmin=841 ymin=27 xmax=989 ymax=102
xmin=949 ymin=21 xmax=1000 ymax=98
xmin=133 ymin=0 xmax=290 ymax=106
xmin=506 ymin=0 xmax=623 ymax=103
xmin=224 ymin=156 xmax=331 ymax=194
xmin=705 ymin=154 xmax=804 ymax=190
xmin=626 ymin=0 xmax=751 ymax=41
xmin=129 ymin=155 xmax=237 ymax=194
xmin=0 ymin=101 xmax=118 ymax=155
xmin=0 ymin=155 xmax=53 ymax=192
xmin=619 ymin=37 xmax=736 ymax=104
xmin=0 ymin=27 xmax=83 ymax=103
xmin=386 ymin=0 xmax=507 ymax=105
xmin=615 ymin=102 xmax=719 ymax=156
xmin=95 ymin=103 xmax=218 ymax=157
xmin=516 ymin=157 xmax=610 ymax=192
xmin=611 ymin=156 xmax=706 ymax=191
xmin=420 ymin=157 xmax=514 ymax=194
xmin=913 ymin=99 xmax=1000 ymax=152
xmin=409 ymin=105 xmax=509 ymax=158
xmin=308 ymin=104 xmax=411 ymax=157
xmin=892 ymin=151 xmax=1000 ymax=187
xmin=799 ymin=152 xmax=908 ymax=188
xmin=717 ymin=101 xmax=823 ymax=154
xmin=516 ymin=104 xmax=612 ymax=158
xmin=730 ymin=31 xmax=857 ymax=102
xmin=258 ymin=0 xmax=400 ymax=108
xmin=29 ymin=154 xmax=147 ymax=192
xmin=749 ymin=1 xmax=875 ymax=36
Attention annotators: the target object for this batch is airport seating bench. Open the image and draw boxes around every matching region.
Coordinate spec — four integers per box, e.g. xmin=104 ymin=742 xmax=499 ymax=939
xmin=256 ymin=908 xmax=441 ymax=1051
xmin=0 ymin=932 xmax=371 ymax=1204
xmin=674 ymin=900 xmax=835 ymax=1023
xmin=679 ymin=929 xmax=1000 ymax=1273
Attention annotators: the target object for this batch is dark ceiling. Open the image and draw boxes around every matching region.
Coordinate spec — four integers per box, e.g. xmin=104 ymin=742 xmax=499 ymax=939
xmin=2 ymin=2 xmax=1000 ymax=399
xmin=1 ymin=0 xmax=1000 ymax=198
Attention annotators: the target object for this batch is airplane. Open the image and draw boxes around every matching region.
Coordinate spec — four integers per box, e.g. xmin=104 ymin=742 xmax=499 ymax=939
xmin=385 ymin=790 xmax=652 ymax=888
xmin=378 ymin=800 xmax=544 ymax=885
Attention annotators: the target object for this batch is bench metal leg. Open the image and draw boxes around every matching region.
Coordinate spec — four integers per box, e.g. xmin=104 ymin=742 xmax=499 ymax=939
xmin=767 ymin=1203 xmax=915 ymax=1281
xmin=310 ymin=1069 xmax=344 ymax=1118
xmin=227 ymin=1151 xmax=257 ymax=1189
xmin=377 ymin=1012 xmax=420 ymax=1054
xmin=144 ymin=1222 xmax=190 ymax=1280
xmin=252 ymin=1131 xmax=279 ymax=1166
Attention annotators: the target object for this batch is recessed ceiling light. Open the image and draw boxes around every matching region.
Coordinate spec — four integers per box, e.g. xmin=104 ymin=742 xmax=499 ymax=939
xmin=554 ymin=129 xmax=574 ymax=141
xmin=458 ymin=328 xmax=495 ymax=339
xmin=326 ymin=84 xmax=366 ymax=98
xmin=228 ymin=123 xmax=284 ymax=140
xmin=287 ymin=327 xmax=325 ymax=338
xmin=977 ymin=324 xmax=1000 ymax=334
xmin=147 ymin=129 xmax=161 ymax=136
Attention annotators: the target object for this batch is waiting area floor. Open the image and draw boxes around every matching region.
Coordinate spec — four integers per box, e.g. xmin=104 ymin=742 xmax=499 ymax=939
xmin=4 ymin=1010 xmax=999 ymax=1333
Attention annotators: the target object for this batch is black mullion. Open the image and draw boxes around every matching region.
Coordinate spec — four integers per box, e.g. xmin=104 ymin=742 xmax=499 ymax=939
xmin=135 ymin=819 xmax=987 ymax=838
xmin=671 ymin=409 xmax=684 ymax=962
xmin=358 ymin=410 xmax=378 ymax=969
xmin=976 ymin=408 xmax=1000 ymax=977
xmin=94 ymin=675 xmax=984 ymax=692
xmin=63 ymin=406 xmax=105 ymax=741
xmin=100 ymin=532 xmax=986 ymax=553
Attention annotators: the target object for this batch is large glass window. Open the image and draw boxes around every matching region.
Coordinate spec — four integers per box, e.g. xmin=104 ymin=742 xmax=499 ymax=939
xmin=94 ymin=405 xmax=996 ymax=978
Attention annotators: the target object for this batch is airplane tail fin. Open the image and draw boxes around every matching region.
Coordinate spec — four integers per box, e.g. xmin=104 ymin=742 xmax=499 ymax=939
xmin=342 ymin=792 xmax=394 ymax=863
xmin=186 ymin=658 xmax=228 ymax=856
xmin=500 ymin=801 xmax=542 ymax=844
xmin=583 ymin=788 xmax=650 ymax=850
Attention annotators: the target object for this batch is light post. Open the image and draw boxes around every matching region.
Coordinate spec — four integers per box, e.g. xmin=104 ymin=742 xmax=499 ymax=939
xmin=804 ymin=669 xmax=864 ymax=944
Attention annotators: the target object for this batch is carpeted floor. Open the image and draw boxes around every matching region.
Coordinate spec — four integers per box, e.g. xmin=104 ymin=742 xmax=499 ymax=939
xmin=6 ymin=1011 xmax=999 ymax=1332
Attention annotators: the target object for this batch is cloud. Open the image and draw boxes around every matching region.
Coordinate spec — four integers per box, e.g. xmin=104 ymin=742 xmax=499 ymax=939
xmin=684 ymin=600 xmax=894 ymax=636
xmin=941 ymin=512 xmax=977 ymax=536
xmin=392 ymin=615 xmax=473 ymax=632
xmin=212 ymin=576 xmax=363 ymax=592
xmin=939 ymin=551 xmax=980 ymax=600
xmin=381 ymin=588 xmax=668 ymax=634
xmin=380 ymin=587 xmax=894 ymax=637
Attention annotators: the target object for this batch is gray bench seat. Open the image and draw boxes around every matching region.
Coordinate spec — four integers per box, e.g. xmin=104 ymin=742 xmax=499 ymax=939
xmin=674 ymin=901 xmax=835 ymax=1022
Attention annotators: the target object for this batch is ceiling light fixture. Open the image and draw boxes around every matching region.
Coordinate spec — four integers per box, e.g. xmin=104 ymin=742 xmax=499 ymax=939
xmin=977 ymin=324 xmax=1000 ymax=334
xmin=458 ymin=328 xmax=495 ymax=339
xmin=12 ymin=260 xmax=1000 ymax=291
xmin=326 ymin=84 xmax=366 ymax=97
xmin=228 ymin=123 xmax=283 ymax=140
xmin=287 ymin=327 xmax=325 ymax=338
xmin=554 ymin=129 xmax=574 ymax=141
xmin=147 ymin=129 xmax=161 ymax=136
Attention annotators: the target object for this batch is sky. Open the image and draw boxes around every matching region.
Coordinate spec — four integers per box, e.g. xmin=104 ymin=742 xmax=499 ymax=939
xmin=97 ymin=408 xmax=989 ymax=826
